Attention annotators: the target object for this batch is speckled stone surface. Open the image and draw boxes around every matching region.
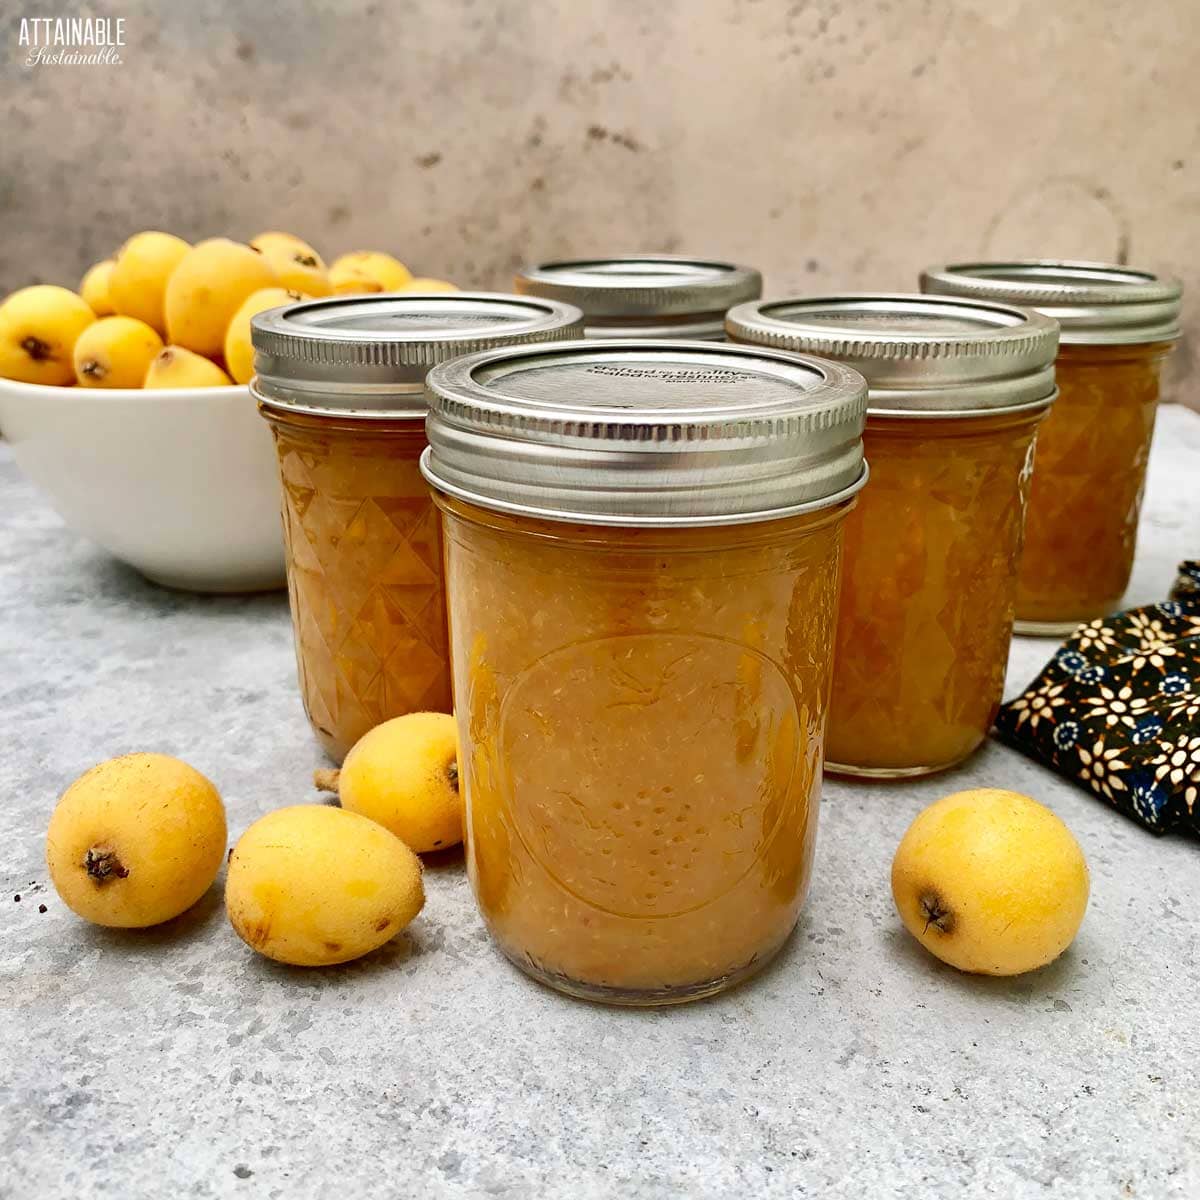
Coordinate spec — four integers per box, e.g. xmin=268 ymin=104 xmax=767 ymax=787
xmin=1 ymin=409 xmax=1198 ymax=1200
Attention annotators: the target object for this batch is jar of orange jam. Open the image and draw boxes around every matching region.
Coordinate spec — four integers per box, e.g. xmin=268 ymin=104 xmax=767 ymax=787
xmin=421 ymin=340 xmax=868 ymax=1003
xmin=250 ymin=293 xmax=582 ymax=761
xmin=514 ymin=255 xmax=761 ymax=339
xmin=921 ymin=261 xmax=1182 ymax=634
xmin=727 ymin=295 xmax=1059 ymax=778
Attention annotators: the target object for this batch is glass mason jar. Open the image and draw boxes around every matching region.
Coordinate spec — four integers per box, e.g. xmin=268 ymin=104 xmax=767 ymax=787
xmin=728 ymin=294 xmax=1059 ymax=778
xmin=921 ymin=261 xmax=1183 ymax=634
xmin=422 ymin=340 xmax=868 ymax=1004
xmin=250 ymin=292 xmax=582 ymax=762
xmin=514 ymin=255 xmax=761 ymax=340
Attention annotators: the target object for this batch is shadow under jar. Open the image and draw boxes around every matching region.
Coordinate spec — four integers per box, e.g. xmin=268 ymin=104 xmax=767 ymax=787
xmin=514 ymin=254 xmax=761 ymax=340
xmin=921 ymin=261 xmax=1183 ymax=635
xmin=250 ymin=292 xmax=582 ymax=762
xmin=727 ymin=294 xmax=1059 ymax=778
xmin=421 ymin=340 xmax=868 ymax=1004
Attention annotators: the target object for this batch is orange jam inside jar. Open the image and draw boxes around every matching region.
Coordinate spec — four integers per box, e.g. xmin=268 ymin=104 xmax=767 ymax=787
xmin=728 ymin=294 xmax=1059 ymax=777
xmin=921 ymin=261 xmax=1183 ymax=634
xmin=422 ymin=340 xmax=868 ymax=1003
xmin=260 ymin=412 xmax=448 ymax=761
xmin=827 ymin=408 xmax=1044 ymax=773
xmin=1016 ymin=342 xmax=1172 ymax=628
xmin=514 ymin=255 xmax=761 ymax=340
xmin=250 ymin=292 xmax=582 ymax=761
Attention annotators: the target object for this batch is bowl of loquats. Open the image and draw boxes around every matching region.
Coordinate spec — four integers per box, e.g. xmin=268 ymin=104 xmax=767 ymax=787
xmin=0 ymin=231 xmax=457 ymax=593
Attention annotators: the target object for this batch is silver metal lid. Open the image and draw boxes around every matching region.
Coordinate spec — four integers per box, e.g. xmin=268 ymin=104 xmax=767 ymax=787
xmin=421 ymin=339 xmax=868 ymax=527
xmin=251 ymin=291 xmax=583 ymax=418
xmin=725 ymin=293 xmax=1059 ymax=415
xmin=513 ymin=255 xmax=762 ymax=321
xmin=580 ymin=316 xmax=729 ymax=341
xmin=920 ymin=261 xmax=1182 ymax=346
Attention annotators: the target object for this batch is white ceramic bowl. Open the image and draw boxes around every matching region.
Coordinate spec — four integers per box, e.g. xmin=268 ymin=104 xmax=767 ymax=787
xmin=0 ymin=378 xmax=286 ymax=593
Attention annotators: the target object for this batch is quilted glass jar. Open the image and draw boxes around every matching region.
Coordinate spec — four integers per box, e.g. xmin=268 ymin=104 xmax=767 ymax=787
xmin=728 ymin=294 xmax=1059 ymax=777
xmin=921 ymin=261 xmax=1182 ymax=634
xmin=422 ymin=340 xmax=868 ymax=1004
xmin=251 ymin=292 xmax=582 ymax=761
xmin=514 ymin=255 xmax=761 ymax=339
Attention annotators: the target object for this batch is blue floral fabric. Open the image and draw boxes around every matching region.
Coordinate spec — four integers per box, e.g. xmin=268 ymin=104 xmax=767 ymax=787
xmin=995 ymin=563 xmax=1200 ymax=836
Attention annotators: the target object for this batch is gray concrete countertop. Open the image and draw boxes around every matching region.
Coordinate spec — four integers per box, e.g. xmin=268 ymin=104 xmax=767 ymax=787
xmin=2 ymin=408 xmax=1198 ymax=1200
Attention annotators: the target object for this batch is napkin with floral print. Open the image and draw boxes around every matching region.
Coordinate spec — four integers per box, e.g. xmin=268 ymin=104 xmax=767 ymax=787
xmin=994 ymin=562 xmax=1200 ymax=836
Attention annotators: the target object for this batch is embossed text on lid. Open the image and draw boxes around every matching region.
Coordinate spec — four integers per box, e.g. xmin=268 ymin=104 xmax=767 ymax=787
xmin=421 ymin=339 xmax=868 ymax=526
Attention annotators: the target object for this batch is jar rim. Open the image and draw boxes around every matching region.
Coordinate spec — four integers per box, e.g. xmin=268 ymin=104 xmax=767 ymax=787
xmin=514 ymin=254 xmax=762 ymax=319
xmin=726 ymin=292 xmax=1059 ymax=413
xmin=423 ymin=446 xmax=870 ymax=528
xmin=865 ymin=387 xmax=1057 ymax=423
xmin=250 ymin=291 xmax=583 ymax=417
xmin=920 ymin=260 xmax=1182 ymax=345
xmin=422 ymin=338 xmax=868 ymax=525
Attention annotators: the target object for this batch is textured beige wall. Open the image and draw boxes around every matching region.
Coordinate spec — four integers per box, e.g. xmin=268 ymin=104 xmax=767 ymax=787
xmin=3 ymin=0 xmax=1197 ymax=400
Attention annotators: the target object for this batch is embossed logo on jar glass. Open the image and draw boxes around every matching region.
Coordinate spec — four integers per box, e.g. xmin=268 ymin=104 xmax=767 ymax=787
xmin=496 ymin=632 xmax=800 ymax=920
